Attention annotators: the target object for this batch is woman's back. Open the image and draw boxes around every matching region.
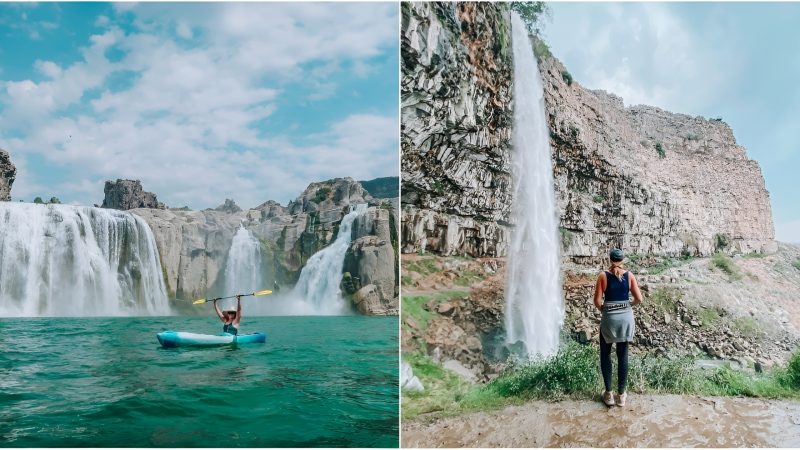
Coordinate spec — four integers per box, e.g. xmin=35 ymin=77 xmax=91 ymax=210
xmin=604 ymin=271 xmax=630 ymax=302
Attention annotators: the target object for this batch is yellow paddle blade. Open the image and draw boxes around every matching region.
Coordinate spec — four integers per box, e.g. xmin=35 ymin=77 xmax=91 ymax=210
xmin=254 ymin=289 xmax=273 ymax=296
xmin=192 ymin=298 xmax=208 ymax=305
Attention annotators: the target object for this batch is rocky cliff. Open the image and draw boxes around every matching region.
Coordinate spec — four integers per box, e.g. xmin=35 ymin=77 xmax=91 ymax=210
xmin=102 ymin=179 xmax=166 ymax=210
xmin=0 ymin=148 xmax=16 ymax=201
xmin=400 ymin=3 xmax=776 ymax=260
xmin=401 ymin=2 xmax=514 ymax=257
xmin=132 ymin=177 xmax=399 ymax=315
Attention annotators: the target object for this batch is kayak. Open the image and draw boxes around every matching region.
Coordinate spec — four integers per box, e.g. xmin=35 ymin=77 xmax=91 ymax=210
xmin=157 ymin=331 xmax=266 ymax=348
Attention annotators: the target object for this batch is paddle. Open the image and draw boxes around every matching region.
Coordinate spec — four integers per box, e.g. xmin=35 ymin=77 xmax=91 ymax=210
xmin=192 ymin=289 xmax=273 ymax=305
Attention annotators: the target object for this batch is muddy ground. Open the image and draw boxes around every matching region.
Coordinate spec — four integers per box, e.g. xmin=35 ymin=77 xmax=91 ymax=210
xmin=402 ymin=395 xmax=800 ymax=447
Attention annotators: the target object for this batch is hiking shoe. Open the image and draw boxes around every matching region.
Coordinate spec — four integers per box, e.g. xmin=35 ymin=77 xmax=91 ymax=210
xmin=616 ymin=392 xmax=627 ymax=407
xmin=602 ymin=391 xmax=616 ymax=406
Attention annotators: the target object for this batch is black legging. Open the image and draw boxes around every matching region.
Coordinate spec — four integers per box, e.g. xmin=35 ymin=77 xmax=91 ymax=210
xmin=600 ymin=333 xmax=629 ymax=393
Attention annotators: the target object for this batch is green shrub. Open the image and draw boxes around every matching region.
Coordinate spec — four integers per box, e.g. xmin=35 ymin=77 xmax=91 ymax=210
xmin=559 ymin=227 xmax=575 ymax=249
xmin=711 ymin=117 xmax=723 ymax=122
xmin=628 ymin=354 xmax=708 ymax=394
xmin=685 ymin=133 xmax=700 ymax=141
xmin=314 ymin=186 xmax=331 ymax=203
xmin=490 ymin=341 xmax=599 ymax=399
xmin=714 ymin=233 xmax=730 ymax=251
xmin=561 ymin=70 xmax=573 ymax=86
xmin=792 ymin=258 xmax=800 ymax=271
xmin=655 ymin=142 xmax=666 ymax=158
xmin=533 ymin=39 xmax=551 ymax=59
xmin=712 ymin=252 xmax=740 ymax=279
xmin=592 ymin=194 xmax=604 ymax=203
xmin=33 ymin=196 xmax=44 ymax=204
xmin=783 ymin=351 xmax=800 ymax=389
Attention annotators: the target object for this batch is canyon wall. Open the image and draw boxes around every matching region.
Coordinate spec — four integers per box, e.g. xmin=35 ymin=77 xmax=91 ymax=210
xmin=133 ymin=177 xmax=399 ymax=315
xmin=400 ymin=2 xmax=776 ymax=260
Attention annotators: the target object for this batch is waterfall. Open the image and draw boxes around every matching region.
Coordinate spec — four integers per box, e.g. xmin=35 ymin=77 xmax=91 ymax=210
xmin=222 ymin=225 xmax=264 ymax=305
xmin=504 ymin=13 xmax=564 ymax=358
xmin=0 ymin=203 xmax=171 ymax=317
xmin=291 ymin=204 xmax=368 ymax=315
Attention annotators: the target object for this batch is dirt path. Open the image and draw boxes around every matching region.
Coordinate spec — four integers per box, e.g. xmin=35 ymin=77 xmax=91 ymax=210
xmin=402 ymin=395 xmax=800 ymax=447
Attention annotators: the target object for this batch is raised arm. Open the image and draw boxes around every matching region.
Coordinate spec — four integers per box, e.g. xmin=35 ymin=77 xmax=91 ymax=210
xmin=629 ymin=273 xmax=644 ymax=305
xmin=234 ymin=296 xmax=242 ymax=325
xmin=593 ymin=272 xmax=606 ymax=311
xmin=213 ymin=299 xmax=225 ymax=322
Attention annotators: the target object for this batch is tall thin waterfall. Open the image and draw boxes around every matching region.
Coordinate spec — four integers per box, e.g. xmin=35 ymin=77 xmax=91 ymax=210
xmin=292 ymin=204 xmax=368 ymax=315
xmin=0 ymin=203 xmax=171 ymax=317
xmin=223 ymin=225 xmax=264 ymax=298
xmin=504 ymin=13 xmax=563 ymax=358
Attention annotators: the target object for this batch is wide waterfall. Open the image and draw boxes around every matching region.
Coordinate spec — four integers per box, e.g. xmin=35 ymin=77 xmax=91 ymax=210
xmin=222 ymin=225 xmax=264 ymax=307
xmin=291 ymin=204 xmax=368 ymax=315
xmin=0 ymin=203 xmax=171 ymax=316
xmin=504 ymin=13 xmax=564 ymax=358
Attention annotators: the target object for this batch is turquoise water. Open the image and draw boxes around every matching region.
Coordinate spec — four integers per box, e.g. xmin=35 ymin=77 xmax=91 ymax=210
xmin=0 ymin=316 xmax=398 ymax=447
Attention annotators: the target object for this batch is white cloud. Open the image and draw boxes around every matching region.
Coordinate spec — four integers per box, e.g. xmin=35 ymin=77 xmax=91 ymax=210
xmin=1 ymin=3 xmax=398 ymax=209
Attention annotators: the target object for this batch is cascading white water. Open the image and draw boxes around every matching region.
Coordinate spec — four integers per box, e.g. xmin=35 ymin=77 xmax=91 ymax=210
xmin=223 ymin=225 xmax=264 ymax=302
xmin=291 ymin=204 xmax=368 ymax=315
xmin=504 ymin=13 xmax=564 ymax=358
xmin=0 ymin=203 xmax=171 ymax=317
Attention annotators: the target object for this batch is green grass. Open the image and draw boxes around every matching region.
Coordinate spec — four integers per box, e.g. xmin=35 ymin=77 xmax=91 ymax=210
xmin=647 ymin=287 xmax=680 ymax=316
xmin=712 ymin=252 xmax=741 ymax=280
xmin=453 ymin=269 xmax=484 ymax=287
xmin=401 ymin=275 xmax=414 ymax=286
xmin=793 ymin=258 xmax=800 ymax=271
xmin=733 ymin=316 xmax=762 ymax=338
xmin=648 ymin=255 xmax=693 ymax=275
xmin=403 ymin=342 xmax=800 ymax=421
xmin=402 ymin=291 xmax=468 ymax=335
xmin=695 ymin=306 xmax=723 ymax=329
xmin=404 ymin=257 xmax=441 ymax=276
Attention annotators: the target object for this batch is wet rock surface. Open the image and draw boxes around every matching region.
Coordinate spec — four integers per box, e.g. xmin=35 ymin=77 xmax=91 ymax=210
xmin=402 ymin=395 xmax=800 ymax=447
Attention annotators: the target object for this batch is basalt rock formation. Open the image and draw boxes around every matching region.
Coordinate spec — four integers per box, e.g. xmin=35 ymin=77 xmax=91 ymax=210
xmin=0 ymin=148 xmax=16 ymax=201
xmin=401 ymin=2 xmax=514 ymax=257
xmin=132 ymin=177 xmax=399 ymax=315
xmin=102 ymin=179 xmax=166 ymax=210
xmin=400 ymin=2 xmax=776 ymax=260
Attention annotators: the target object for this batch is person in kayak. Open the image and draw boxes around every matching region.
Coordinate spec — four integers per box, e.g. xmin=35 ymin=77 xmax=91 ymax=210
xmin=214 ymin=295 xmax=242 ymax=335
xmin=593 ymin=248 xmax=644 ymax=407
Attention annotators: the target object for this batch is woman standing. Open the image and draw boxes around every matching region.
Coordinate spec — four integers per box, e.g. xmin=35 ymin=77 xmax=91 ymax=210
xmin=593 ymin=248 xmax=644 ymax=407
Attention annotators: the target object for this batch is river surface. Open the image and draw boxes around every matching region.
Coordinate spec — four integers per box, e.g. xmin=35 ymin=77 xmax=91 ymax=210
xmin=402 ymin=394 xmax=800 ymax=447
xmin=1 ymin=316 xmax=398 ymax=447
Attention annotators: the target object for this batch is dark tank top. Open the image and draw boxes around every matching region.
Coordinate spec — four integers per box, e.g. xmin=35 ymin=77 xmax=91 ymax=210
xmin=604 ymin=271 xmax=630 ymax=302
xmin=223 ymin=323 xmax=238 ymax=335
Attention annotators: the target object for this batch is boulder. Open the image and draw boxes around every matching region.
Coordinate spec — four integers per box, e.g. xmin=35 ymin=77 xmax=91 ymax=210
xmin=102 ymin=179 xmax=165 ymax=210
xmin=0 ymin=148 xmax=16 ymax=201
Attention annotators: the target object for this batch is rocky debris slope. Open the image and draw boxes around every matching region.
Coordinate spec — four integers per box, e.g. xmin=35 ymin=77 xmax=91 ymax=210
xmin=402 ymin=251 xmax=800 ymax=381
xmin=0 ymin=148 xmax=16 ymax=201
xmin=401 ymin=2 xmax=514 ymax=257
xmin=132 ymin=177 xmax=399 ymax=315
xmin=102 ymin=179 xmax=165 ymax=210
xmin=400 ymin=2 xmax=776 ymax=261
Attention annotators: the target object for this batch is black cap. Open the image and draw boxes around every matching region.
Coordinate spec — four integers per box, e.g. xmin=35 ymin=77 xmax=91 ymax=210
xmin=610 ymin=248 xmax=624 ymax=262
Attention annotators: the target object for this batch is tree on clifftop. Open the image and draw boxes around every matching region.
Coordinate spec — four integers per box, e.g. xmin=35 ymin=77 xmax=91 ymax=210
xmin=511 ymin=2 xmax=550 ymax=35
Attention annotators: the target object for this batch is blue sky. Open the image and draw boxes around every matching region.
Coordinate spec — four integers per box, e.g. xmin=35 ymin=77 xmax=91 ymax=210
xmin=545 ymin=2 xmax=800 ymax=243
xmin=0 ymin=2 xmax=398 ymax=209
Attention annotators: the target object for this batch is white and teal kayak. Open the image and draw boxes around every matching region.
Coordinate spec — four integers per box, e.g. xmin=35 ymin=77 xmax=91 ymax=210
xmin=157 ymin=331 xmax=266 ymax=348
